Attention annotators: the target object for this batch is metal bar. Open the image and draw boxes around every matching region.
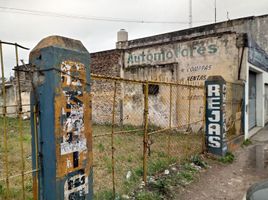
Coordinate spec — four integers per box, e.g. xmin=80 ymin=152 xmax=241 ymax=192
xmin=0 ymin=104 xmax=32 ymax=108
xmin=91 ymin=73 xmax=203 ymax=88
xmin=111 ymin=81 xmax=117 ymax=199
xmin=0 ymin=169 xmax=39 ymax=182
xmin=0 ymin=41 xmax=29 ymax=50
xmin=0 ymin=111 xmax=31 ymax=115
xmin=0 ymin=41 xmax=10 ymax=199
xmin=148 ymin=127 xmax=171 ymax=136
xmin=187 ymin=87 xmax=192 ymax=131
xmin=16 ymin=44 xmax=26 ymax=200
xmin=202 ymin=86 xmax=207 ymax=153
xmin=168 ymin=84 xmax=172 ymax=155
xmin=34 ymin=67 xmax=204 ymax=88
xmin=143 ymin=82 xmax=149 ymax=185
xmin=93 ymin=128 xmax=143 ymax=138
xmin=33 ymin=105 xmax=39 ymax=200
xmin=148 ymin=120 xmax=204 ymax=136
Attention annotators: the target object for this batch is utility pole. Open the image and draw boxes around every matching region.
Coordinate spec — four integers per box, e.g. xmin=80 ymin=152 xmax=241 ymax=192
xmin=214 ymin=0 xmax=217 ymax=23
xmin=189 ymin=0 xmax=192 ymax=28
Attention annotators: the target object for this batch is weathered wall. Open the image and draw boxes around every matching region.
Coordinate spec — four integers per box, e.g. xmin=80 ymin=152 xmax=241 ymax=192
xmin=90 ymin=49 xmax=122 ymax=76
xmin=90 ymin=50 xmax=124 ymax=125
xmin=0 ymin=84 xmax=30 ymax=117
xmin=122 ymin=32 xmax=244 ymax=131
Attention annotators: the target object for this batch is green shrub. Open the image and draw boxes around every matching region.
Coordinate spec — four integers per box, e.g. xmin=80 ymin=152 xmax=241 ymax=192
xmin=218 ymin=152 xmax=235 ymax=164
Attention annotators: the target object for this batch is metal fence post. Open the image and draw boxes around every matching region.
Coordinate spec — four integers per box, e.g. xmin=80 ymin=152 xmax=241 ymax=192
xmin=15 ymin=44 xmax=26 ymax=200
xmin=0 ymin=41 xmax=10 ymax=199
xmin=202 ymin=85 xmax=207 ymax=153
xmin=187 ymin=87 xmax=192 ymax=131
xmin=168 ymin=84 xmax=172 ymax=155
xmin=111 ymin=81 xmax=117 ymax=198
xmin=30 ymin=36 xmax=93 ymax=199
xmin=143 ymin=82 xmax=149 ymax=185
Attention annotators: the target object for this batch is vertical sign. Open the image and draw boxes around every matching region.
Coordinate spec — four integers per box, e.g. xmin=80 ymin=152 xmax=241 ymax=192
xmin=205 ymin=76 xmax=227 ymax=156
xmin=30 ymin=36 xmax=92 ymax=199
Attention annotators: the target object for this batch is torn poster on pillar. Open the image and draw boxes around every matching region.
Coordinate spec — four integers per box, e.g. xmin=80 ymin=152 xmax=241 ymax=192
xmin=64 ymin=169 xmax=88 ymax=200
xmin=60 ymin=61 xmax=87 ymax=155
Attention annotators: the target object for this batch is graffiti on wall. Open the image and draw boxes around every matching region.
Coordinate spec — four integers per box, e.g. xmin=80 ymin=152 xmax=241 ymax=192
xmin=127 ymin=43 xmax=218 ymax=65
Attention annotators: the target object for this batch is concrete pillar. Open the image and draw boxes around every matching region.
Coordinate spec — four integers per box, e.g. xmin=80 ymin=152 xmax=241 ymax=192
xmin=30 ymin=36 xmax=92 ymax=199
xmin=205 ymin=76 xmax=227 ymax=156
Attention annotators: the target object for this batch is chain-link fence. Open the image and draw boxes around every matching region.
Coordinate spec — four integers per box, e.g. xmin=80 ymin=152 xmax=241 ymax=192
xmin=91 ymin=75 xmax=206 ymax=199
xmin=225 ymin=82 xmax=244 ymax=139
xmin=0 ymin=40 xmax=245 ymax=200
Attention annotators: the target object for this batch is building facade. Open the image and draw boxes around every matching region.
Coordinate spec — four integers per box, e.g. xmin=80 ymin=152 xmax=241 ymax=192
xmin=91 ymin=14 xmax=268 ymax=139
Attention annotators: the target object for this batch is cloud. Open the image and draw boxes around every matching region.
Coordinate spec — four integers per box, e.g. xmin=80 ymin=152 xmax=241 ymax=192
xmin=0 ymin=0 xmax=267 ymax=77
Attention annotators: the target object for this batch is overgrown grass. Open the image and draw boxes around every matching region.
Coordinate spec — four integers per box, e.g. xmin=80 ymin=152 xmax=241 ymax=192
xmin=0 ymin=117 xmax=32 ymax=200
xmin=92 ymin=126 xmax=203 ymax=198
xmin=134 ymin=158 xmax=205 ymax=200
xmin=0 ymin=118 xmax=203 ymax=199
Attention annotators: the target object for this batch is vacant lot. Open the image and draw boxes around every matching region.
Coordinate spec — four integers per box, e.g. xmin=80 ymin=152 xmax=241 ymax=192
xmin=0 ymin=118 xmax=203 ymax=200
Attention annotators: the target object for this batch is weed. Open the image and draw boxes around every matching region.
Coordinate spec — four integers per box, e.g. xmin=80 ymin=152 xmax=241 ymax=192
xmin=97 ymin=143 xmax=105 ymax=152
xmin=191 ymin=154 xmax=208 ymax=168
xmin=127 ymin=156 xmax=133 ymax=163
xmin=152 ymin=178 xmax=170 ymax=195
xmin=23 ymin=134 xmax=32 ymax=142
xmin=134 ymin=167 xmax=143 ymax=177
xmin=0 ymin=183 xmax=3 ymax=195
xmin=242 ymin=139 xmax=252 ymax=147
xmin=218 ymin=152 xmax=235 ymax=164
xmin=103 ymin=156 xmax=113 ymax=173
xmin=177 ymin=171 xmax=194 ymax=182
xmin=157 ymin=151 xmax=167 ymax=158
xmin=148 ymin=159 xmax=168 ymax=175
xmin=182 ymin=163 xmax=197 ymax=173
xmin=136 ymin=191 xmax=161 ymax=200
xmin=94 ymin=190 xmax=115 ymax=200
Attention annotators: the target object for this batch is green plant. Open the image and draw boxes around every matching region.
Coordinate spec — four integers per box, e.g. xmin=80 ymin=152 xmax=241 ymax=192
xmin=242 ymin=139 xmax=252 ymax=147
xmin=218 ymin=152 xmax=235 ymax=164
xmin=182 ymin=163 xmax=197 ymax=173
xmin=191 ymin=154 xmax=208 ymax=168
xmin=136 ymin=191 xmax=161 ymax=200
xmin=103 ymin=156 xmax=113 ymax=173
xmin=157 ymin=151 xmax=167 ymax=158
xmin=134 ymin=167 xmax=143 ymax=177
xmin=0 ymin=183 xmax=4 ymax=195
xmin=148 ymin=159 xmax=168 ymax=175
xmin=177 ymin=171 xmax=194 ymax=182
xmin=152 ymin=178 xmax=170 ymax=195
xmin=97 ymin=143 xmax=105 ymax=152
xmin=94 ymin=190 xmax=115 ymax=200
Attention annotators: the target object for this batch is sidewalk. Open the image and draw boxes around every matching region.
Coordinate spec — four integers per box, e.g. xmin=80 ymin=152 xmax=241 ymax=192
xmin=251 ymin=125 xmax=268 ymax=143
xmin=176 ymin=129 xmax=268 ymax=200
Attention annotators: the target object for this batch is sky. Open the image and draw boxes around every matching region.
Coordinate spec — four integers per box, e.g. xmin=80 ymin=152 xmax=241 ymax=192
xmin=0 ymin=0 xmax=268 ymax=77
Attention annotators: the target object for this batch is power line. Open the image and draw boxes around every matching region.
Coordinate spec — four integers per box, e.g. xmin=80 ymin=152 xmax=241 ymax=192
xmin=0 ymin=6 xmax=212 ymax=24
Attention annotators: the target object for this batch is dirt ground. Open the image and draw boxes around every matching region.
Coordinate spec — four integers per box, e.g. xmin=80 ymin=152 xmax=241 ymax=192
xmin=176 ymin=141 xmax=268 ymax=200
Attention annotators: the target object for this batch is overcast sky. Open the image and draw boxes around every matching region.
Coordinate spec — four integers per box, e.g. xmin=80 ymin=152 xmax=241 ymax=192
xmin=0 ymin=0 xmax=268 ymax=77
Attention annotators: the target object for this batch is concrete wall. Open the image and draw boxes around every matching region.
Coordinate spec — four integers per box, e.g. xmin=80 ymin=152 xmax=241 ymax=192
xmin=0 ymin=84 xmax=30 ymax=117
xmin=122 ymin=32 xmax=244 ymax=131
